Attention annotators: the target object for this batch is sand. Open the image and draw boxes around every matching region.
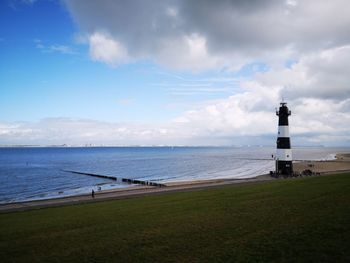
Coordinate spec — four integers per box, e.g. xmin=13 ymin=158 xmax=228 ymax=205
xmin=293 ymin=153 xmax=350 ymax=174
xmin=1 ymin=153 xmax=349 ymax=213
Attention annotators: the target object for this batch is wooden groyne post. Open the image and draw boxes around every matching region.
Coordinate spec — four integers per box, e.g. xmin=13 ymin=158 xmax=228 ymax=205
xmin=122 ymin=178 xmax=165 ymax=187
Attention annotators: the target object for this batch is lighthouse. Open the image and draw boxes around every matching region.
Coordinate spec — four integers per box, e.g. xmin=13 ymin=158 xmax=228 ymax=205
xmin=275 ymin=102 xmax=293 ymax=176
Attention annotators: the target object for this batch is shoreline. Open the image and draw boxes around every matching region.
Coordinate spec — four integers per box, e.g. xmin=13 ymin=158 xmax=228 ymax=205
xmin=0 ymin=174 xmax=274 ymax=213
xmin=1 ymin=153 xmax=349 ymax=213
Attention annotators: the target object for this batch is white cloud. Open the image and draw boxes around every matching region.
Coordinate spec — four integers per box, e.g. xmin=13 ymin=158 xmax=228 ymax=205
xmin=0 ymin=118 xmax=191 ymax=146
xmin=286 ymin=0 xmax=298 ymax=7
xmin=89 ymin=31 xmax=128 ymax=65
xmin=85 ymin=30 xmax=224 ymax=70
xmin=49 ymin=45 xmax=76 ymax=55
xmin=163 ymin=45 xmax=350 ymax=145
xmin=254 ymin=45 xmax=350 ymax=100
xmin=1 ymin=96 xmax=349 ymax=146
xmin=155 ymin=33 xmax=224 ymax=71
xmin=34 ymin=40 xmax=77 ymax=55
xmin=171 ymin=45 xmax=350 ymax=144
xmin=166 ymin=6 xmax=178 ymax=18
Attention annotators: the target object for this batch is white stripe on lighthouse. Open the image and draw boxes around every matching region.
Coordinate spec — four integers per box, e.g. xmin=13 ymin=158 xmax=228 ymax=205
xmin=278 ymin=126 xmax=290 ymax=137
xmin=276 ymin=149 xmax=292 ymax=161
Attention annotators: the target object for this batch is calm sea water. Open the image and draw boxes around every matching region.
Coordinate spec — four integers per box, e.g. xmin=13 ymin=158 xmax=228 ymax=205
xmin=0 ymin=146 xmax=348 ymax=203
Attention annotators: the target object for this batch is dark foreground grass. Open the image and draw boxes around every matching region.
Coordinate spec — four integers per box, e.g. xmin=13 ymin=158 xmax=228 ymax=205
xmin=1 ymin=174 xmax=350 ymax=263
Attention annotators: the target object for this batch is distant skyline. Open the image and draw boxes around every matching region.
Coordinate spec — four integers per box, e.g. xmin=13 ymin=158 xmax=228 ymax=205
xmin=1 ymin=0 xmax=350 ymax=146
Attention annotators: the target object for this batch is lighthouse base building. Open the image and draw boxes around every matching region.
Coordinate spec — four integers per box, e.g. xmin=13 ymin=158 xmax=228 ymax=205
xmin=275 ymin=102 xmax=293 ymax=176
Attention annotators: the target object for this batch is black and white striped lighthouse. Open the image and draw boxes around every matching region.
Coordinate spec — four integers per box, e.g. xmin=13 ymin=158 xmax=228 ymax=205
xmin=275 ymin=102 xmax=293 ymax=175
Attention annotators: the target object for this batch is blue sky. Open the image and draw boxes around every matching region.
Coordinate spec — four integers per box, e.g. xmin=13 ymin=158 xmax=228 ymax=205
xmin=1 ymin=0 xmax=350 ymax=146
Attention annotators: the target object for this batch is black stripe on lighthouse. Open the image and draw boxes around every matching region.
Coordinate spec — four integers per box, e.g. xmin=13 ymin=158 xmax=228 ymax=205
xmin=278 ymin=116 xmax=289 ymax=126
xmin=276 ymin=102 xmax=293 ymax=176
xmin=277 ymin=137 xmax=291 ymax=149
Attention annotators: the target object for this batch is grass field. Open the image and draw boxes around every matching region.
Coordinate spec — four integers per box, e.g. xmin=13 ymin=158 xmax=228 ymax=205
xmin=1 ymin=173 xmax=350 ymax=262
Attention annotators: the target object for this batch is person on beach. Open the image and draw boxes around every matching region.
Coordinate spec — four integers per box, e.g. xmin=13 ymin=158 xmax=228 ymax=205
xmin=91 ymin=189 xmax=95 ymax=198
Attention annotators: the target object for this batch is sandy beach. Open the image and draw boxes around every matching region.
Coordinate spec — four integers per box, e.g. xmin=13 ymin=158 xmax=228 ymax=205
xmin=293 ymin=153 xmax=350 ymax=174
xmin=1 ymin=153 xmax=349 ymax=213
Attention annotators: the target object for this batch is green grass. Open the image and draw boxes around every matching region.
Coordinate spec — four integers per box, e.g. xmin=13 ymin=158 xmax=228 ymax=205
xmin=1 ymin=174 xmax=350 ymax=263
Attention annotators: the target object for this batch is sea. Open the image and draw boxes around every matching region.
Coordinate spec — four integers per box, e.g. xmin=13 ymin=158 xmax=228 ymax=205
xmin=0 ymin=146 xmax=348 ymax=204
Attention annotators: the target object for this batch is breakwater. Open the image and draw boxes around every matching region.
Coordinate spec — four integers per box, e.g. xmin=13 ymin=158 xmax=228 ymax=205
xmin=62 ymin=170 xmax=165 ymax=187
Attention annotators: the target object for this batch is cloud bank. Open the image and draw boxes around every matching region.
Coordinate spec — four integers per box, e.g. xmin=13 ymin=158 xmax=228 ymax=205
xmin=64 ymin=0 xmax=350 ymax=70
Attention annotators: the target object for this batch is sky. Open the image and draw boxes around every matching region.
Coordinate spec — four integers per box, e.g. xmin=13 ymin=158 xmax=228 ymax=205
xmin=0 ymin=0 xmax=350 ymax=146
